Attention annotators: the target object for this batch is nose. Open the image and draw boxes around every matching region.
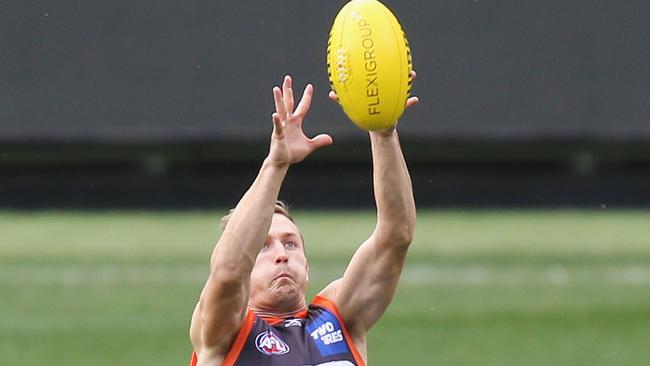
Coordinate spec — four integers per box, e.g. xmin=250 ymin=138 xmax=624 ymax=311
xmin=274 ymin=245 xmax=289 ymax=265
xmin=274 ymin=252 xmax=288 ymax=265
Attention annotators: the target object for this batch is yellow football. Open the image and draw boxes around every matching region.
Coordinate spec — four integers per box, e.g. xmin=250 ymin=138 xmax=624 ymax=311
xmin=327 ymin=0 xmax=413 ymax=131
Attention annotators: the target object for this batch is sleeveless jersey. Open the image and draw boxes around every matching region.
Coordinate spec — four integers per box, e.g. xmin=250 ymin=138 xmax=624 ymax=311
xmin=190 ymin=296 xmax=366 ymax=366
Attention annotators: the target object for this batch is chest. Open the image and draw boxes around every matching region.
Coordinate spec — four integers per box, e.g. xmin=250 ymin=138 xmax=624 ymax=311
xmin=234 ymin=309 xmax=360 ymax=366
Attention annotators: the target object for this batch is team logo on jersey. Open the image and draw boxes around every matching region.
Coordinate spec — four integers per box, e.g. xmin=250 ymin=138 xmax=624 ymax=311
xmin=310 ymin=321 xmax=343 ymax=345
xmin=306 ymin=310 xmax=349 ymax=357
xmin=255 ymin=331 xmax=290 ymax=355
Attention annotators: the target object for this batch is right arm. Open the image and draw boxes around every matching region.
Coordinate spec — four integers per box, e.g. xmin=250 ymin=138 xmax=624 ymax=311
xmin=190 ymin=76 xmax=332 ymax=358
xmin=197 ymin=158 xmax=288 ymax=351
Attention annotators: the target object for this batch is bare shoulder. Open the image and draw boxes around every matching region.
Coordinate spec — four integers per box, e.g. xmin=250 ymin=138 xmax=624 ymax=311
xmin=317 ymin=278 xmax=342 ymax=301
xmin=189 ymin=301 xmax=202 ymax=352
xmin=189 ymin=298 xmax=240 ymax=366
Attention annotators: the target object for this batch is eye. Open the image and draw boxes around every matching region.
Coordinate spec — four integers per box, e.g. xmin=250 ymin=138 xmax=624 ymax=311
xmin=260 ymin=242 xmax=270 ymax=251
xmin=284 ymin=241 xmax=298 ymax=249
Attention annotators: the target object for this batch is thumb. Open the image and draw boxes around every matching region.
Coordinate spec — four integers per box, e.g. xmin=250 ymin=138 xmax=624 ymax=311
xmin=309 ymin=134 xmax=333 ymax=150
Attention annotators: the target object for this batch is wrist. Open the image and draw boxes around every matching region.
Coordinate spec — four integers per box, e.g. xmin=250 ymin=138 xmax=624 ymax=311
xmin=263 ymin=156 xmax=291 ymax=171
xmin=370 ymin=128 xmax=398 ymax=140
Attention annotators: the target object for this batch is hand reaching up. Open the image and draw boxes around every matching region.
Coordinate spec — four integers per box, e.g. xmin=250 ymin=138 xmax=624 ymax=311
xmin=268 ymin=75 xmax=333 ymax=167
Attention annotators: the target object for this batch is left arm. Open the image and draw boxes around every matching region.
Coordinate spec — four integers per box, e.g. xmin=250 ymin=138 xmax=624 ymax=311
xmin=320 ymin=73 xmax=419 ymax=351
xmin=326 ymin=128 xmax=416 ymax=335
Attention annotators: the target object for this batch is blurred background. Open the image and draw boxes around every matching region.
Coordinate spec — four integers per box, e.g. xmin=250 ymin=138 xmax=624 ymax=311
xmin=1 ymin=0 xmax=649 ymax=365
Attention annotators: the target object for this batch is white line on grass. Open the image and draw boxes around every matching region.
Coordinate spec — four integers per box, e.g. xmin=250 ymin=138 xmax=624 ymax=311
xmin=2 ymin=264 xmax=650 ymax=287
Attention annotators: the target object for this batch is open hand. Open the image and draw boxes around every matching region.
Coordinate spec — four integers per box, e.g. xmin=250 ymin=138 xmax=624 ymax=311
xmin=268 ymin=75 xmax=333 ymax=167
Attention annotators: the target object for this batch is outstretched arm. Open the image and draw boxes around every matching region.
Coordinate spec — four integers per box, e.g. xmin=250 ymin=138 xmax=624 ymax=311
xmin=322 ymin=73 xmax=418 ymax=339
xmin=191 ymin=76 xmax=332 ymax=359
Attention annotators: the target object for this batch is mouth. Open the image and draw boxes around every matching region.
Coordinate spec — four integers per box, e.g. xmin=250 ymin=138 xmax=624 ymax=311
xmin=274 ymin=273 xmax=293 ymax=281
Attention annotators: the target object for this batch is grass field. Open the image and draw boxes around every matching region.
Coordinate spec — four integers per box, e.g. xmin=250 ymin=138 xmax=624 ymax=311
xmin=1 ymin=209 xmax=650 ymax=365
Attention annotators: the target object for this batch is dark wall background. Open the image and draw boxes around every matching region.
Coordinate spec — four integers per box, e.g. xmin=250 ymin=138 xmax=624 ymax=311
xmin=3 ymin=0 xmax=650 ymax=142
xmin=1 ymin=0 xmax=650 ymax=207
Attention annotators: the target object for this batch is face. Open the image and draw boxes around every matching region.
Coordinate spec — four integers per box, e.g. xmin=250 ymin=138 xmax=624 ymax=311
xmin=249 ymin=214 xmax=309 ymax=311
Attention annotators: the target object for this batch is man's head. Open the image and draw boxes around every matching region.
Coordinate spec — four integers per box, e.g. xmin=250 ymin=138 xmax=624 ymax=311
xmin=221 ymin=201 xmax=309 ymax=313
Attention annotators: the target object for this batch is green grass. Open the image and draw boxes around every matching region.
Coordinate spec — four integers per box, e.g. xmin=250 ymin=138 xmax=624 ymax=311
xmin=1 ymin=210 xmax=650 ymax=365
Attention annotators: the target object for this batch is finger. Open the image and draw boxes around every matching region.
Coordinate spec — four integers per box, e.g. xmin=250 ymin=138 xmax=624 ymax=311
xmin=406 ymin=96 xmax=419 ymax=109
xmin=410 ymin=70 xmax=417 ymax=81
xmin=309 ymin=133 xmax=333 ymax=150
xmin=272 ymin=112 xmax=285 ymax=138
xmin=294 ymin=83 xmax=313 ymax=118
xmin=328 ymin=90 xmax=338 ymax=103
xmin=273 ymin=86 xmax=287 ymax=120
xmin=283 ymin=75 xmax=294 ymax=114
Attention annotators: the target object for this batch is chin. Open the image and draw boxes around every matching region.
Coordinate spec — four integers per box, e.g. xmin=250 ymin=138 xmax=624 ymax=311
xmin=272 ymin=285 xmax=303 ymax=304
xmin=274 ymin=285 xmax=298 ymax=298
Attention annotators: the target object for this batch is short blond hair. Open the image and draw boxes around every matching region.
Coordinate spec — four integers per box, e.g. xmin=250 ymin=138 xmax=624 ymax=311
xmin=220 ymin=200 xmax=295 ymax=230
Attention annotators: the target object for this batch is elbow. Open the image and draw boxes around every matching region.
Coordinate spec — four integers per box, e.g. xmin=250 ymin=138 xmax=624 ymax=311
xmin=208 ymin=260 xmax=247 ymax=289
xmin=377 ymin=216 xmax=416 ymax=248
xmin=395 ymin=209 xmax=416 ymax=246
xmin=397 ymin=221 xmax=416 ymax=246
xmin=377 ymin=199 xmax=416 ymax=247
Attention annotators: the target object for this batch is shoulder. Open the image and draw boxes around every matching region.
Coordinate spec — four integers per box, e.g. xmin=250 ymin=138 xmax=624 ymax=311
xmin=317 ymin=278 xmax=342 ymax=301
xmin=189 ymin=302 xmax=202 ymax=352
xmin=317 ymin=278 xmax=364 ymax=333
xmin=313 ymin=281 xmax=364 ymax=339
xmin=190 ymin=306 xmax=258 ymax=365
xmin=309 ymin=291 xmax=368 ymax=364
